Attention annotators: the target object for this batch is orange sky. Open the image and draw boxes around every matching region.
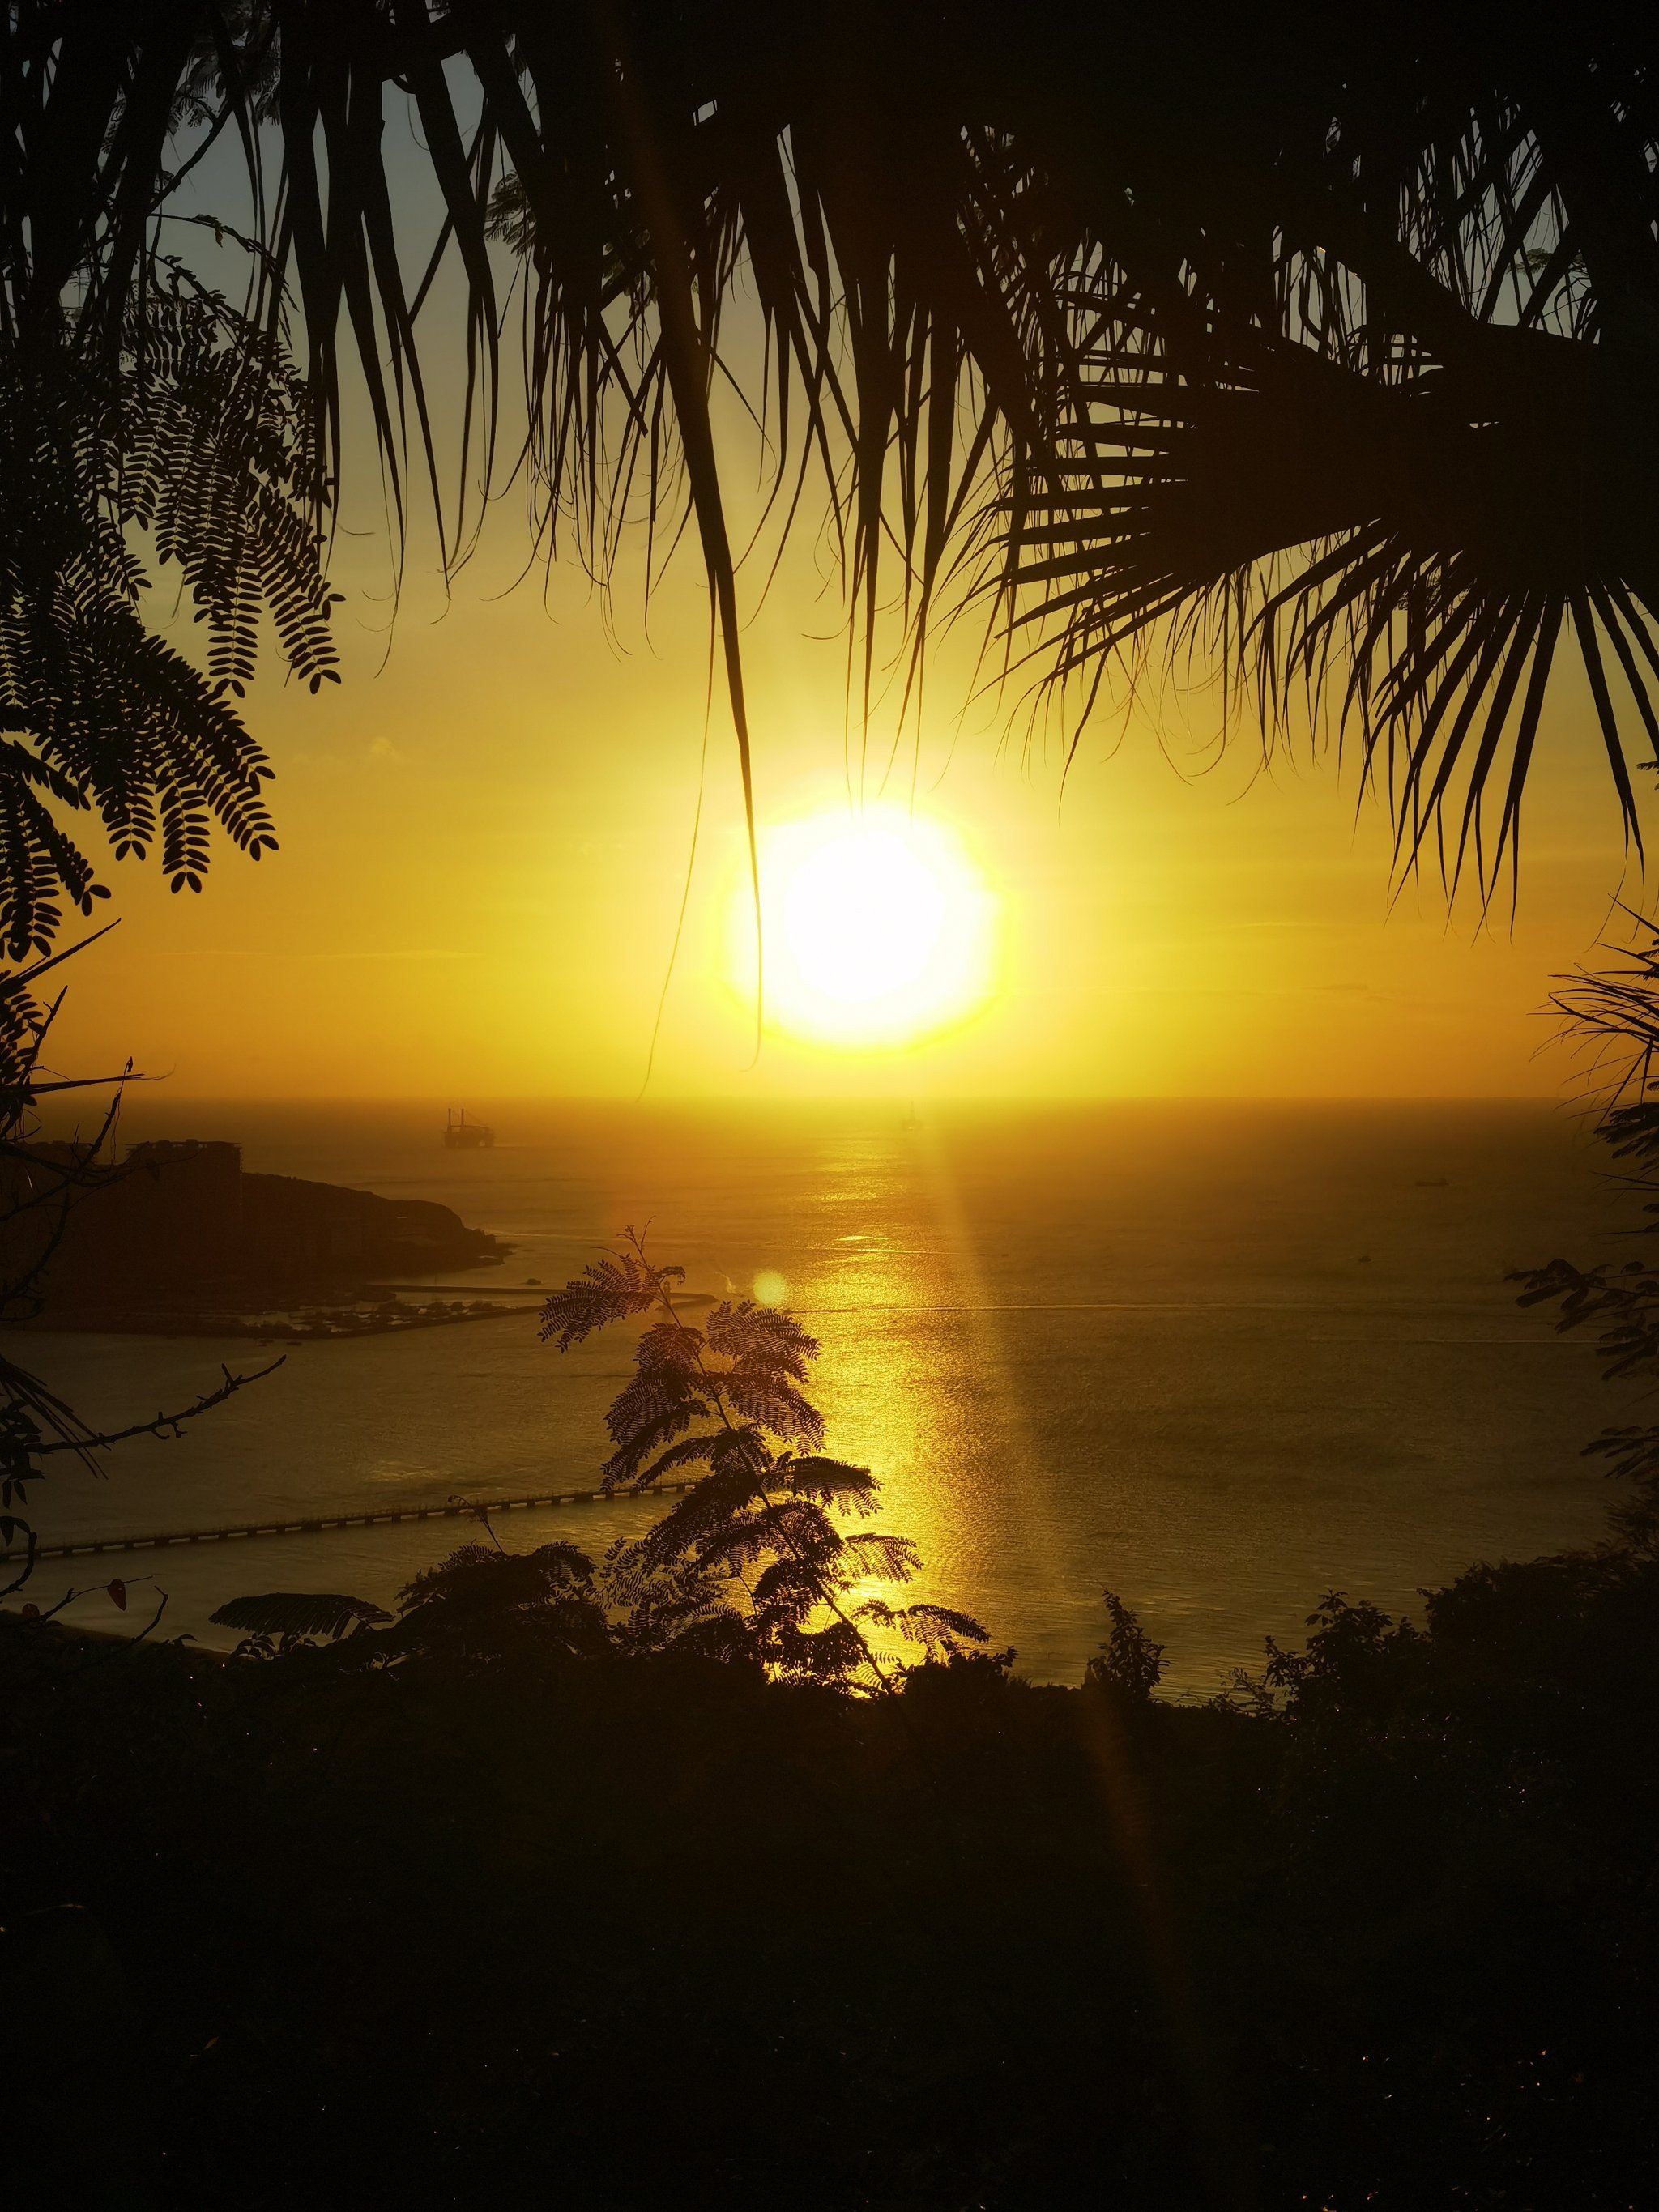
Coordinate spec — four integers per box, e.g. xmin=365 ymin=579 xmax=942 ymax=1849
xmin=35 ymin=109 xmax=1651 ymax=1106
xmin=41 ymin=485 xmax=1644 ymax=1106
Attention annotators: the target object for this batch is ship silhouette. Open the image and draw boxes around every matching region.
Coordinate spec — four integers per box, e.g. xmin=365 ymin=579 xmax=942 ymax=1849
xmin=443 ymin=1108 xmax=494 ymax=1151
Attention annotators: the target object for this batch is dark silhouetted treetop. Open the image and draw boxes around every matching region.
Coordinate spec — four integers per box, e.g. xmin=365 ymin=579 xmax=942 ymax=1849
xmin=1086 ymin=1588 xmax=1165 ymax=1703
xmin=12 ymin=4 xmax=1659 ymax=909
xmin=209 ymin=1590 xmax=391 ymax=1643
xmin=533 ymin=1230 xmax=988 ymax=1687
xmin=222 ymin=1230 xmax=989 ymax=1688
xmin=386 ymin=1540 xmax=614 ymax=1663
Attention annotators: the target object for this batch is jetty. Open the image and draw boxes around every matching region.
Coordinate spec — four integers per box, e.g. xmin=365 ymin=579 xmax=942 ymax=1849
xmin=2 ymin=1481 xmax=700 ymax=1565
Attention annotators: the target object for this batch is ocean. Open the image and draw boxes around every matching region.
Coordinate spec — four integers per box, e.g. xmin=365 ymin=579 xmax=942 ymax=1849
xmin=2 ymin=1097 xmax=1635 ymax=1692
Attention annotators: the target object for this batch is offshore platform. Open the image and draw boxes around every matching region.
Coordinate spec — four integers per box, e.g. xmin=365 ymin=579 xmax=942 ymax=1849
xmin=442 ymin=1107 xmax=494 ymax=1150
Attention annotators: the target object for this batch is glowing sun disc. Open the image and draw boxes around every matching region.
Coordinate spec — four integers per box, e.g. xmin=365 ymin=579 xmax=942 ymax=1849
xmin=732 ymin=807 xmax=996 ymax=1048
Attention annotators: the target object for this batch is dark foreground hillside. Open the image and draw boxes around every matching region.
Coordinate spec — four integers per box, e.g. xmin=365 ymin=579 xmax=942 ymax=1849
xmin=5 ymin=1541 xmax=1657 ymax=2210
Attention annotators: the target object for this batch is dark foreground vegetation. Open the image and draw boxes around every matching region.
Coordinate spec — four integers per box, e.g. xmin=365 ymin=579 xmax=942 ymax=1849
xmin=9 ymin=1176 xmax=1659 ymax=2211
xmin=6 ymin=16 xmax=1659 ymax=2204
xmin=4 ymin=1527 xmax=1658 ymax=2210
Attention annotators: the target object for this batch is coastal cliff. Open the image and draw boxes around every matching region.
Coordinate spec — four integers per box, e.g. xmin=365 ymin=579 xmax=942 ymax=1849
xmin=6 ymin=1140 xmax=508 ymax=1323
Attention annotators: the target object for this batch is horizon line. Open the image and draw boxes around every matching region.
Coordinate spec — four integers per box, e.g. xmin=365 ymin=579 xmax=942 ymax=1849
xmin=67 ymin=1089 xmax=1584 ymax=1109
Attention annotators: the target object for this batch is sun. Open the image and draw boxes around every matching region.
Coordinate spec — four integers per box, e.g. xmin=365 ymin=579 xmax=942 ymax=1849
xmin=731 ymin=806 xmax=997 ymax=1048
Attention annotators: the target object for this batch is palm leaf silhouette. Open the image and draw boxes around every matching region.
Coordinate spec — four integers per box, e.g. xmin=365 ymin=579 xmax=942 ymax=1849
xmin=7 ymin=6 xmax=1659 ymax=898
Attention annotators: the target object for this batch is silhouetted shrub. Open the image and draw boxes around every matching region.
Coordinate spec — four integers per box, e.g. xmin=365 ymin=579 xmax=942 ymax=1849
xmin=1084 ymin=1587 xmax=1165 ymax=1703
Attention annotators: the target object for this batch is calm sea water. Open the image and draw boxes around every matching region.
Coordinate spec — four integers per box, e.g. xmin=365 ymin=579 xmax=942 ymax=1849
xmin=2 ymin=1098 xmax=1636 ymax=1690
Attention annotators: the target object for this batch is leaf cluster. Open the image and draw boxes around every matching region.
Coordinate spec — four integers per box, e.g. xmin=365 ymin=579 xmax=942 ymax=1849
xmin=1515 ymin=914 xmax=1659 ymax=1545
xmin=208 ymin=1588 xmax=390 ymax=1656
xmin=1085 ymin=1586 xmax=1165 ymax=1704
xmin=233 ymin=1231 xmax=989 ymax=1690
xmin=0 ymin=258 xmax=337 ymax=957
xmin=9 ymin=9 xmax=1657 ymax=940
xmin=548 ymin=1236 xmax=987 ymax=1686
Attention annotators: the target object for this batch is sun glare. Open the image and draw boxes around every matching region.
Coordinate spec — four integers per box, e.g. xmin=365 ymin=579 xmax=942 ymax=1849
xmin=732 ymin=807 xmax=997 ymax=1049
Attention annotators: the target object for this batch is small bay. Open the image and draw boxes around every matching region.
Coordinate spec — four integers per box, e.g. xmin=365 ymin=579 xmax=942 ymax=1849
xmin=6 ymin=1096 xmax=1626 ymax=1691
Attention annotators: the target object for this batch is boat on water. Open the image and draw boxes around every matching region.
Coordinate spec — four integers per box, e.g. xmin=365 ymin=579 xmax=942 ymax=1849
xmin=443 ymin=1108 xmax=495 ymax=1150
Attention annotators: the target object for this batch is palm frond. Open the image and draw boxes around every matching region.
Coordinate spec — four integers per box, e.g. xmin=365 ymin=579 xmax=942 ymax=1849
xmin=12 ymin=8 xmax=1659 ymax=885
xmin=1547 ymin=913 xmax=1659 ymax=1119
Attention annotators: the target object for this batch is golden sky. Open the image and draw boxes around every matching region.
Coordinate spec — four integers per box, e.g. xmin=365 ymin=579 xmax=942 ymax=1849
xmin=37 ymin=112 xmax=1648 ymax=1106
xmin=43 ymin=492 xmax=1642 ymax=1105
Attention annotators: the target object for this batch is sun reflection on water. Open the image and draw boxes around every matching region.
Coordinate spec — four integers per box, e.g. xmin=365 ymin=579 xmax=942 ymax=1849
xmin=793 ymin=1114 xmax=1077 ymax=1674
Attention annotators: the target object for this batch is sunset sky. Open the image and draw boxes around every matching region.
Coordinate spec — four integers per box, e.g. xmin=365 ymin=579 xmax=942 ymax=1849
xmin=35 ymin=117 xmax=1649 ymax=1108
xmin=45 ymin=499 xmax=1643 ymax=1104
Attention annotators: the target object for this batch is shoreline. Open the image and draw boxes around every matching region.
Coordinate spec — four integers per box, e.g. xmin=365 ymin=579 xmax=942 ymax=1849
xmin=6 ymin=1297 xmax=544 ymax=1344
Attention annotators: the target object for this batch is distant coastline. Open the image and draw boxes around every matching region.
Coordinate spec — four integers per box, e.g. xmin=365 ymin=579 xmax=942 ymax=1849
xmin=4 ymin=1138 xmax=518 ymax=1338
xmin=31 ymin=1295 xmax=544 ymax=1343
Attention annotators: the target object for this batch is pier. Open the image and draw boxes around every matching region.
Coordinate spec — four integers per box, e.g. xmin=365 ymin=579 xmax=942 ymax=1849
xmin=2 ymin=1482 xmax=697 ymax=1564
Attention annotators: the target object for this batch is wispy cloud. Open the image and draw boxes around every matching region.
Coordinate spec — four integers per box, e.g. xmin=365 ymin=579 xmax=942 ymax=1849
xmin=164 ymin=948 xmax=475 ymax=962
